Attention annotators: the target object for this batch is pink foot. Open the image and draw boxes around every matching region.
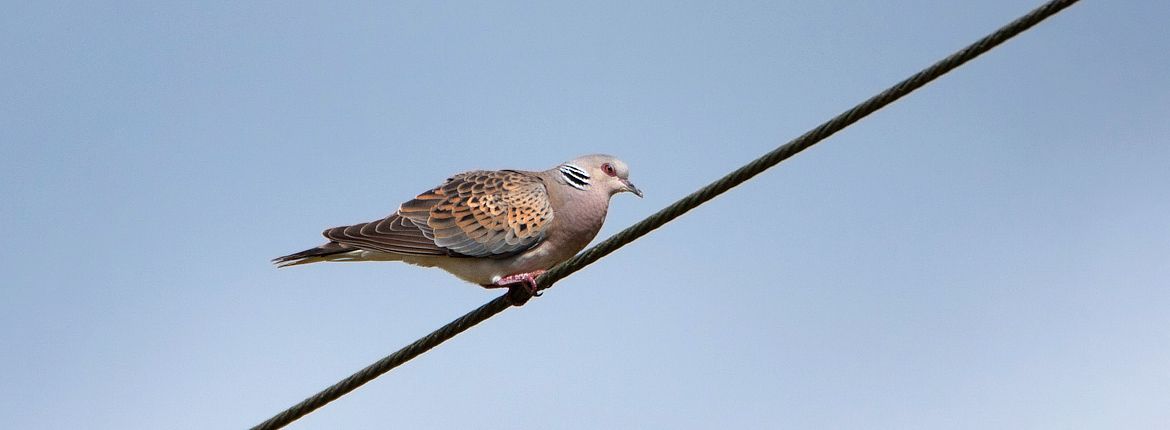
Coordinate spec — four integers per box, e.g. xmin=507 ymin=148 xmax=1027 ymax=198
xmin=484 ymin=270 xmax=546 ymax=306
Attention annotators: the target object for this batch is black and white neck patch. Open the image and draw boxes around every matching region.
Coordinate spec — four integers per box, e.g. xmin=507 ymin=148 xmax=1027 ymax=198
xmin=558 ymin=163 xmax=590 ymax=190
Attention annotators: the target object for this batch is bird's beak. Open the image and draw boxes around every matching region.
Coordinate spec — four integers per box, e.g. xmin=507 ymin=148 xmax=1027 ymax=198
xmin=620 ymin=179 xmax=643 ymax=198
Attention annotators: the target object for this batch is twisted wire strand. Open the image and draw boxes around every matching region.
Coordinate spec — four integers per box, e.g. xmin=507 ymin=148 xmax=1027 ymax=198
xmin=252 ymin=1 xmax=1080 ymax=428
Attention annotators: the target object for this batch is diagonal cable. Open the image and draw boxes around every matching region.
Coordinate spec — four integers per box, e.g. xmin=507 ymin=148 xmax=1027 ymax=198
xmin=251 ymin=1 xmax=1081 ymax=428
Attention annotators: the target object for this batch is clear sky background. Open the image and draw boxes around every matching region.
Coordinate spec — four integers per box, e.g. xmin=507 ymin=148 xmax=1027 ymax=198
xmin=3 ymin=1 xmax=1168 ymax=429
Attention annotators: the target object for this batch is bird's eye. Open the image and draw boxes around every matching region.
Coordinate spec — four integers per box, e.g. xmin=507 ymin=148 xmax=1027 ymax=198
xmin=601 ymin=163 xmax=617 ymax=177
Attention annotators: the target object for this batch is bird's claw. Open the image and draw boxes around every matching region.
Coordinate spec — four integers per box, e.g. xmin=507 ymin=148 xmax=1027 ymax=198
xmin=491 ymin=270 xmax=546 ymax=306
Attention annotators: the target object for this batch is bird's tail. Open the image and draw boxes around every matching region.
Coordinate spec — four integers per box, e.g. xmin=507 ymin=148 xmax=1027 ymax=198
xmin=272 ymin=242 xmax=355 ymax=268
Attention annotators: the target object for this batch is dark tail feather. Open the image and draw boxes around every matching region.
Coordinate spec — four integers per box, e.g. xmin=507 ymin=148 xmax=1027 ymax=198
xmin=272 ymin=242 xmax=354 ymax=267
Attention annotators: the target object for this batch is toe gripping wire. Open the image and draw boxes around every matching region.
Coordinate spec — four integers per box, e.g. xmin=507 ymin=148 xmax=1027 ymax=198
xmin=251 ymin=1 xmax=1081 ymax=428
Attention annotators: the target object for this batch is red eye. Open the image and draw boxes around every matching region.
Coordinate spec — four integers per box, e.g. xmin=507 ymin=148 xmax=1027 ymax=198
xmin=601 ymin=163 xmax=617 ymax=177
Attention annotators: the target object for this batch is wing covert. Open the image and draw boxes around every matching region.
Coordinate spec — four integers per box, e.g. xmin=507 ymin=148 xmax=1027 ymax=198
xmin=401 ymin=170 xmax=554 ymax=258
xmin=326 ymin=170 xmax=554 ymax=258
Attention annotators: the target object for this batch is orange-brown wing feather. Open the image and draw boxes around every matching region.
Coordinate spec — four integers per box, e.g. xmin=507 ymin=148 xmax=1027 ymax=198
xmin=399 ymin=170 xmax=554 ymax=258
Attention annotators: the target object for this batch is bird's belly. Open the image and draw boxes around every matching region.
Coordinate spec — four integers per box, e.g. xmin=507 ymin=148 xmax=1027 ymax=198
xmin=401 ymin=243 xmax=572 ymax=286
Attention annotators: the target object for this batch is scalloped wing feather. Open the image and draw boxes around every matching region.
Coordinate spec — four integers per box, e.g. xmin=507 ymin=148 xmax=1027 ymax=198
xmin=408 ymin=170 xmax=553 ymax=258
xmin=328 ymin=170 xmax=554 ymax=259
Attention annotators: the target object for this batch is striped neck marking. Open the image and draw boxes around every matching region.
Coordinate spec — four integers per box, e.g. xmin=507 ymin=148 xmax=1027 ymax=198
xmin=559 ymin=163 xmax=590 ymax=190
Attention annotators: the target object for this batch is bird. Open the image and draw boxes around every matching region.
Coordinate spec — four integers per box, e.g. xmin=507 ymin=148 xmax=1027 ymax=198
xmin=273 ymin=154 xmax=642 ymax=303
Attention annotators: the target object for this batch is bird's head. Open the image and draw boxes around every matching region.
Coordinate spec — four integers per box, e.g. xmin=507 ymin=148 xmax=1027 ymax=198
xmin=556 ymin=154 xmax=643 ymax=198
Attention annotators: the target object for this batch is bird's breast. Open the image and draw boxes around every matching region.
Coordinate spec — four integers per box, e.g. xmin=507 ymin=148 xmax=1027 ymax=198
xmin=546 ymin=195 xmax=610 ymax=260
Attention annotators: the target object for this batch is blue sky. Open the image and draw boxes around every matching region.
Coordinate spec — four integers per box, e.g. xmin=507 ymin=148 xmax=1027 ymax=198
xmin=3 ymin=1 xmax=1168 ymax=428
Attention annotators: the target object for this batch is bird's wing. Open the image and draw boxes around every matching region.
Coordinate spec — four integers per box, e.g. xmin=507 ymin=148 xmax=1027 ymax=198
xmin=325 ymin=170 xmax=555 ymax=258
xmin=399 ymin=170 xmax=554 ymax=257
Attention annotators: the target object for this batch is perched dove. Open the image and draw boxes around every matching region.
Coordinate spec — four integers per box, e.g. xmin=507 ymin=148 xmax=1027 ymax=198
xmin=273 ymin=154 xmax=641 ymax=301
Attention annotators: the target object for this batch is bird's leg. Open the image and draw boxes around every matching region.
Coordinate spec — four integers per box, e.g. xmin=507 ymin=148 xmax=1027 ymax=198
xmin=484 ymin=270 xmax=546 ymax=306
